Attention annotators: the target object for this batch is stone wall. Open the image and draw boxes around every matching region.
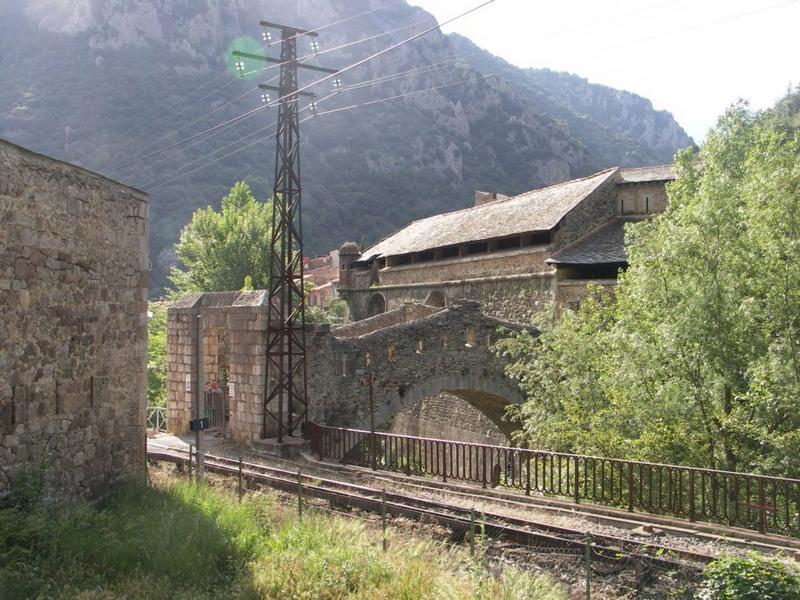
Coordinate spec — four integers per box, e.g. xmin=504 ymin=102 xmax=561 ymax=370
xmin=555 ymin=174 xmax=619 ymax=245
xmin=387 ymin=392 xmax=507 ymax=445
xmin=342 ymin=272 xmax=556 ymax=324
xmin=307 ymin=301 xmax=532 ymax=439
xmin=617 ymin=181 xmax=668 ymax=215
xmin=331 ymin=303 xmax=442 ymax=338
xmin=166 ymin=295 xmax=533 ymax=443
xmin=166 ymin=291 xmax=270 ymax=442
xmin=378 ymin=246 xmax=553 ymax=287
xmin=0 ymin=139 xmax=148 ymax=500
xmin=554 ymin=277 xmax=618 ymax=313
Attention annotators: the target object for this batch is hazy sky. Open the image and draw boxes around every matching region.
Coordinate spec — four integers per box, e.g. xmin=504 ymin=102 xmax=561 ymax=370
xmin=412 ymin=0 xmax=799 ymax=142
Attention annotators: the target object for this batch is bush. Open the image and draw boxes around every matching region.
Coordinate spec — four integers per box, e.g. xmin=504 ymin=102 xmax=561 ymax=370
xmin=699 ymin=553 xmax=800 ymax=600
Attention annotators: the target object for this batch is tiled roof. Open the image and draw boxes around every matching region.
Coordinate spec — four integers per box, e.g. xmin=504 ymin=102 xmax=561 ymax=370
xmin=360 ymin=168 xmax=619 ymax=261
xmin=546 ymin=218 xmax=642 ymax=265
xmin=618 ymin=164 xmax=675 ymax=183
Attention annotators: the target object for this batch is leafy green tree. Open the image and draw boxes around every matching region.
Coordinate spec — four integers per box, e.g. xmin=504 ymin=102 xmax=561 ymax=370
xmin=169 ymin=182 xmax=274 ymax=293
xmin=499 ymin=102 xmax=800 ymax=474
xmin=147 ymin=302 xmax=168 ymax=408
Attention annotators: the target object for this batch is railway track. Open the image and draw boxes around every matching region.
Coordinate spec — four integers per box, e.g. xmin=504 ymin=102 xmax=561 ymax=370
xmin=344 ymin=460 xmax=800 ymax=558
xmin=147 ymin=446 xmax=717 ymax=571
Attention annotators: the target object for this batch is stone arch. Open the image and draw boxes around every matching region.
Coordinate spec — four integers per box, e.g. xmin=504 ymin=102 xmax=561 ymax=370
xmin=424 ymin=290 xmax=447 ymax=308
xmin=366 ymin=292 xmax=386 ymax=317
xmin=379 ymin=373 xmax=525 ymax=441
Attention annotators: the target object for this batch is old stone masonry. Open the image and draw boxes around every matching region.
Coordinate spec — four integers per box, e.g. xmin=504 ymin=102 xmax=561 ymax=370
xmin=166 ymin=294 xmax=534 ymax=443
xmin=0 ymin=139 xmax=149 ymax=500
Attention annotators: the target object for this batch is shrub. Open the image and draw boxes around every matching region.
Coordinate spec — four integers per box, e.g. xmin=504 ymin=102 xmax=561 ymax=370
xmin=699 ymin=553 xmax=800 ymax=599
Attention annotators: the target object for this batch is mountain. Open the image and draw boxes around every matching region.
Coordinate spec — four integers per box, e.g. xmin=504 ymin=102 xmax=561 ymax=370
xmin=0 ymin=0 xmax=693 ymax=295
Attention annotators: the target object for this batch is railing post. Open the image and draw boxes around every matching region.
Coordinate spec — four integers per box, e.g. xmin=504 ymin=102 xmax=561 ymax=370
xmin=482 ymin=446 xmax=487 ymax=489
xmin=688 ymin=469 xmax=696 ymax=522
xmin=758 ymin=478 xmax=767 ymax=534
xmin=188 ymin=443 xmax=193 ymax=478
xmin=574 ymin=455 xmax=581 ymax=505
xmin=627 ymin=462 xmax=634 ymax=512
xmin=443 ymin=443 xmax=448 ymax=483
xmin=238 ymin=456 xmax=243 ymax=502
xmin=381 ymin=489 xmax=388 ymax=551
xmin=297 ymin=469 xmax=303 ymax=520
xmin=526 ymin=453 xmax=531 ymax=496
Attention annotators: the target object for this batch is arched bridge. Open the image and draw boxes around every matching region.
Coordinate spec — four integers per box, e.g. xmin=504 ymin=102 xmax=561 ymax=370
xmin=306 ymin=301 xmax=536 ymax=439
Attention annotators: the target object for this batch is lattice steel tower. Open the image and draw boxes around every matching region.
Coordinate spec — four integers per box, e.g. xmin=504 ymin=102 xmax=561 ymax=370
xmin=235 ymin=22 xmax=338 ymax=442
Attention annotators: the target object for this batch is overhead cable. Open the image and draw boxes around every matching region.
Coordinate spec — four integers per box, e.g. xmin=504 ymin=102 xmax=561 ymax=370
xmin=143 ymin=74 xmax=496 ymax=192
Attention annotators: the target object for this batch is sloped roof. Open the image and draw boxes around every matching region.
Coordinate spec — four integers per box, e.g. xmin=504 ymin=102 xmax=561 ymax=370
xmin=618 ymin=164 xmax=675 ymax=183
xmin=547 ymin=218 xmax=642 ymax=265
xmin=360 ymin=168 xmax=619 ymax=261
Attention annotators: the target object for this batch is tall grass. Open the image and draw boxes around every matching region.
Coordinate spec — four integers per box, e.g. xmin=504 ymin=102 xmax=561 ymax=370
xmin=0 ymin=476 xmax=566 ymax=600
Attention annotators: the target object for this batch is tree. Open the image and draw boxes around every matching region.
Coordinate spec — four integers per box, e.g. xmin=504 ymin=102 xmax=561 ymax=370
xmin=499 ymin=101 xmax=800 ymax=475
xmin=147 ymin=302 xmax=168 ymax=408
xmin=169 ymin=182 xmax=274 ymax=293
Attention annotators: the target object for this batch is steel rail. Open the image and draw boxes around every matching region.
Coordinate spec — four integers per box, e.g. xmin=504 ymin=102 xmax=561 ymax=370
xmin=147 ymin=447 xmax=713 ymax=569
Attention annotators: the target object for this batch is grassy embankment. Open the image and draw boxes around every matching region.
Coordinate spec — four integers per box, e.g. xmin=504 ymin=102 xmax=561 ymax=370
xmin=0 ymin=470 xmax=566 ymax=600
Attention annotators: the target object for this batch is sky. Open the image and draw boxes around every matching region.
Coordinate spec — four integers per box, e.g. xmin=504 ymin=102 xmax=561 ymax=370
xmin=412 ymin=0 xmax=799 ymax=142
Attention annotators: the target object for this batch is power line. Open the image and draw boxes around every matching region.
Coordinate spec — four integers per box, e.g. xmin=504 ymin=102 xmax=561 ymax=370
xmin=126 ymin=53 xmax=475 ymax=180
xmin=142 ymin=75 xmax=496 ymax=192
xmin=137 ymin=0 xmax=495 ymax=187
xmin=595 ymin=0 xmax=798 ymax=53
xmin=137 ymin=118 xmax=279 ymax=190
xmin=99 ymin=0 xmax=417 ymax=171
xmin=313 ymin=74 xmax=496 ymax=118
xmin=238 ymin=17 xmax=436 ymax=80
xmin=267 ymin=0 xmax=498 ymax=107
xmin=105 ymin=102 xmax=270 ymax=174
xmin=124 ymin=18 xmax=435 ymax=165
xmin=261 ymin=0 xmax=409 ymax=46
xmin=131 ymin=57 xmax=479 ymax=183
xmin=105 ymin=19 xmax=437 ymax=175
xmin=108 ymin=1 xmax=494 ymax=176
xmin=109 ymin=73 xmax=231 ymax=152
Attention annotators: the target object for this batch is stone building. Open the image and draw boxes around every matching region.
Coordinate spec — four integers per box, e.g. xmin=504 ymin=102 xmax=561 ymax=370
xmin=339 ymin=165 xmax=674 ymax=323
xmin=0 ymin=139 xmax=149 ymax=500
xmin=304 ymin=250 xmax=339 ymax=309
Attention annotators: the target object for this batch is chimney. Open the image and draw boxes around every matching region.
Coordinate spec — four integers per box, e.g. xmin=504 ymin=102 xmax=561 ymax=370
xmin=474 ymin=190 xmax=508 ymax=207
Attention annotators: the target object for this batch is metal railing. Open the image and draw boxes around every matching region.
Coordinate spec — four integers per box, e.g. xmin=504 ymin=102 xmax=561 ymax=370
xmin=146 ymin=405 xmax=168 ymax=432
xmin=307 ymin=423 xmax=800 ymax=537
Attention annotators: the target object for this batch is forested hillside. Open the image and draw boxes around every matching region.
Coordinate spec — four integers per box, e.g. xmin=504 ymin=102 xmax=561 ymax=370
xmin=0 ymin=0 xmax=692 ymax=294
